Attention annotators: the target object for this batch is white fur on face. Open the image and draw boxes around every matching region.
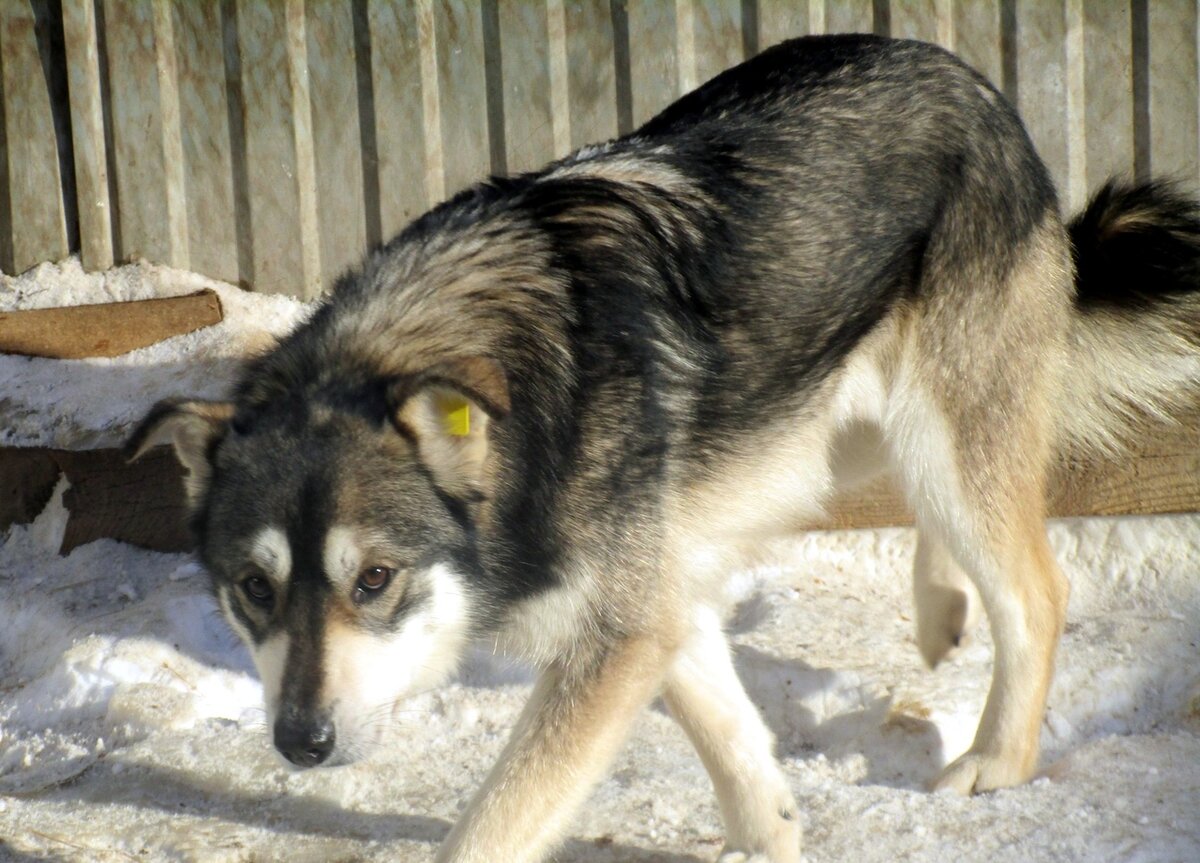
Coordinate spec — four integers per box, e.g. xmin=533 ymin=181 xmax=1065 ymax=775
xmin=248 ymin=526 xmax=291 ymax=582
xmin=219 ymin=526 xmax=293 ymax=721
xmin=322 ymin=525 xmax=361 ymax=588
xmin=321 ymin=561 xmax=472 ymax=759
xmin=254 ymin=631 xmax=290 ymax=724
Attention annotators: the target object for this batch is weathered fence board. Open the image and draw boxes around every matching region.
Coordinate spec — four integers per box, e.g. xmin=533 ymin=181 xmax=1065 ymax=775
xmin=891 ymin=0 xmax=943 ymax=47
xmin=498 ymin=1 xmax=557 ymax=174
xmin=1082 ymin=2 xmax=1134 ymax=193
xmin=234 ymin=0 xmax=321 ymax=298
xmin=367 ymin=0 xmax=434 ymax=239
xmin=953 ymin=0 xmax=1004 ymax=95
xmin=1 ymin=0 xmax=69 ymax=273
xmin=564 ymin=0 xmax=619 ymax=149
xmin=1014 ymin=0 xmax=1074 ymax=209
xmin=756 ymin=1 xmax=811 ymax=51
xmin=689 ymin=0 xmax=745 ymax=94
xmin=1148 ymin=0 xmax=1200 ymax=186
xmin=101 ymin=0 xmax=188 ymax=268
xmin=433 ymin=1 xmax=491 ymax=199
xmin=306 ymin=0 xmax=369 ymax=286
xmin=61 ymin=0 xmax=113 ymax=272
xmin=172 ymin=0 xmax=239 ymax=285
xmin=824 ymin=0 xmax=874 ymax=36
xmin=625 ymin=1 xmax=680 ymax=127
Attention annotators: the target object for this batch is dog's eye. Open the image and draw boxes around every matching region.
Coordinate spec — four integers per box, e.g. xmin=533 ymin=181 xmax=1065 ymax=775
xmin=353 ymin=566 xmax=393 ymax=604
xmin=242 ymin=575 xmax=274 ymax=607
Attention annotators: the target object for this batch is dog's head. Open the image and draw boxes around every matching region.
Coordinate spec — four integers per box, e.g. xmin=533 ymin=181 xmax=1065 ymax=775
xmin=128 ymin=357 xmax=509 ymax=767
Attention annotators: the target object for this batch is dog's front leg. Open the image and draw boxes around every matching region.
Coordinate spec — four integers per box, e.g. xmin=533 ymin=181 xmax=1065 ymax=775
xmin=663 ymin=607 xmax=801 ymax=863
xmin=435 ymin=634 xmax=670 ymax=863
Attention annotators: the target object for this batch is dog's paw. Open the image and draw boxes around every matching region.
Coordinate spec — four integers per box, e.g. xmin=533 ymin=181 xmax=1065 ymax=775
xmin=717 ymin=823 xmax=802 ymax=863
xmin=931 ymin=750 xmax=1030 ymax=795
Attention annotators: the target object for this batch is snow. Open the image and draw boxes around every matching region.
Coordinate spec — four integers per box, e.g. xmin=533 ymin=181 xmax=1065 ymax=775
xmin=2 ymin=259 xmax=1199 ymax=862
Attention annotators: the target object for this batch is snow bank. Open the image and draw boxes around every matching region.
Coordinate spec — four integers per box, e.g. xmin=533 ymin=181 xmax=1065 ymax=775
xmin=0 ymin=258 xmax=308 ymax=449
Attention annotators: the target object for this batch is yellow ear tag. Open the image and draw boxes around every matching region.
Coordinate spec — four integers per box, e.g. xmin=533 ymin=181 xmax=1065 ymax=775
xmin=443 ymin=398 xmax=470 ymax=436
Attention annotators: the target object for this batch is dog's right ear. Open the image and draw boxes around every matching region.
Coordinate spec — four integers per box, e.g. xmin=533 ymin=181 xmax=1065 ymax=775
xmin=387 ymin=357 xmax=509 ymax=502
xmin=125 ymin=400 xmax=235 ymax=504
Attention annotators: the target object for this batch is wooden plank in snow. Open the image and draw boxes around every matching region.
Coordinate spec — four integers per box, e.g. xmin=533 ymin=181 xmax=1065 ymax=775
xmin=0 ymin=289 xmax=223 ymax=359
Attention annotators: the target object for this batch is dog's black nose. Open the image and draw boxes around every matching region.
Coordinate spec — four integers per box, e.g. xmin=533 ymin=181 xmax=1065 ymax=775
xmin=274 ymin=709 xmax=336 ymax=767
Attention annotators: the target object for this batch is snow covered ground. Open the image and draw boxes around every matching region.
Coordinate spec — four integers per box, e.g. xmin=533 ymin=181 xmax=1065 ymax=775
xmin=2 ymin=260 xmax=1198 ymax=862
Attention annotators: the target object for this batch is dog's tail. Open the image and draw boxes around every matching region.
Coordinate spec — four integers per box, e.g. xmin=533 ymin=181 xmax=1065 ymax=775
xmin=1058 ymin=179 xmax=1200 ymax=456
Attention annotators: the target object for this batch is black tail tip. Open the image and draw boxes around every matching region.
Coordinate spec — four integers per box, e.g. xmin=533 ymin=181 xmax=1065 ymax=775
xmin=1069 ymin=178 xmax=1200 ymax=309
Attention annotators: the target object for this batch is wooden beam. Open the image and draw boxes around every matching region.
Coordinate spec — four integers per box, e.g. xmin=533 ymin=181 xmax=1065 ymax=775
xmin=0 ymin=289 xmax=222 ymax=359
xmin=2 ymin=409 xmax=1196 ymax=555
xmin=816 ymin=407 xmax=1200 ymax=530
xmin=0 ymin=446 xmax=189 ymax=554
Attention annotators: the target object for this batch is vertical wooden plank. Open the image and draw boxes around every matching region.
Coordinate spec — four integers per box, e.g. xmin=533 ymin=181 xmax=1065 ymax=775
xmin=61 ymin=0 xmax=113 ymax=272
xmin=757 ymin=2 xmax=809 ymax=50
xmin=368 ymin=0 xmax=432 ymax=239
xmin=1014 ymin=0 xmax=1071 ymax=206
xmin=101 ymin=0 xmax=188 ymax=267
xmin=434 ymin=1 xmax=490 ymax=198
xmin=498 ymin=1 xmax=557 ymax=172
xmin=954 ymin=0 xmax=1003 ymax=89
xmin=1147 ymin=0 xmax=1199 ymax=186
xmin=0 ymin=0 xmax=69 ymax=273
xmin=0 ymin=21 xmax=9 ymax=276
xmin=236 ymin=0 xmax=321 ymax=297
xmin=626 ymin=0 xmax=680 ymax=127
xmin=890 ymin=0 xmax=940 ymax=45
xmin=825 ymin=0 xmax=873 ymax=34
xmin=1081 ymin=1 xmax=1133 ymax=193
xmin=564 ymin=0 xmax=618 ymax=148
xmin=691 ymin=0 xmax=743 ymax=86
xmin=547 ymin=0 xmax=571 ymax=153
xmin=153 ymin=0 xmax=187 ymax=268
xmin=305 ymin=0 xmax=367 ymax=286
xmin=171 ymin=0 xmax=238 ymax=284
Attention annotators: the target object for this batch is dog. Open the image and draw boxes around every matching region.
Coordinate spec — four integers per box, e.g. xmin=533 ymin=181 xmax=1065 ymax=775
xmin=128 ymin=34 xmax=1200 ymax=862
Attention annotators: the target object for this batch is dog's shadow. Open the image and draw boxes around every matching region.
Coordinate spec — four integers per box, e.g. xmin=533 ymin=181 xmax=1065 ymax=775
xmin=16 ymin=750 xmax=706 ymax=862
xmin=731 ymin=642 xmax=945 ymax=790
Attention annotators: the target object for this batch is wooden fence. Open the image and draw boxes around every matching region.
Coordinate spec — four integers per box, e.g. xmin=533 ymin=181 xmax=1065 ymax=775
xmin=2 ymin=0 xmax=1199 ymax=298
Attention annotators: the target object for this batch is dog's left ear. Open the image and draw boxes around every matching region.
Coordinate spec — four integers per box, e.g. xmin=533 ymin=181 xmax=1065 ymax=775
xmin=388 ymin=356 xmax=510 ymax=500
xmin=125 ymin=399 xmax=235 ymax=504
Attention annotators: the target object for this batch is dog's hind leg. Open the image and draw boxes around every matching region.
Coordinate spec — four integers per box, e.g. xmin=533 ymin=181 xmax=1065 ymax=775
xmin=888 ymin=218 xmax=1072 ymax=794
xmin=662 ymin=606 xmax=801 ymax=863
xmin=435 ymin=633 xmax=670 ymax=863
xmin=924 ymin=506 xmax=1068 ymax=794
xmin=913 ymin=532 xmax=981 ymax=668
xmin=891 ymin=379 xmax=1068 ymax=793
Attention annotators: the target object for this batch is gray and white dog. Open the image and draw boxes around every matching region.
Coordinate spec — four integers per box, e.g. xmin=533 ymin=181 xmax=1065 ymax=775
xmin=131 ymin=34 xmax=1200 ymax=862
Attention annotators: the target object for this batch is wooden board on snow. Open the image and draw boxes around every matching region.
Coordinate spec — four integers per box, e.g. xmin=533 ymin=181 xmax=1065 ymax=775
xmin=0 ymin=289 xmax=222 ymax=359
